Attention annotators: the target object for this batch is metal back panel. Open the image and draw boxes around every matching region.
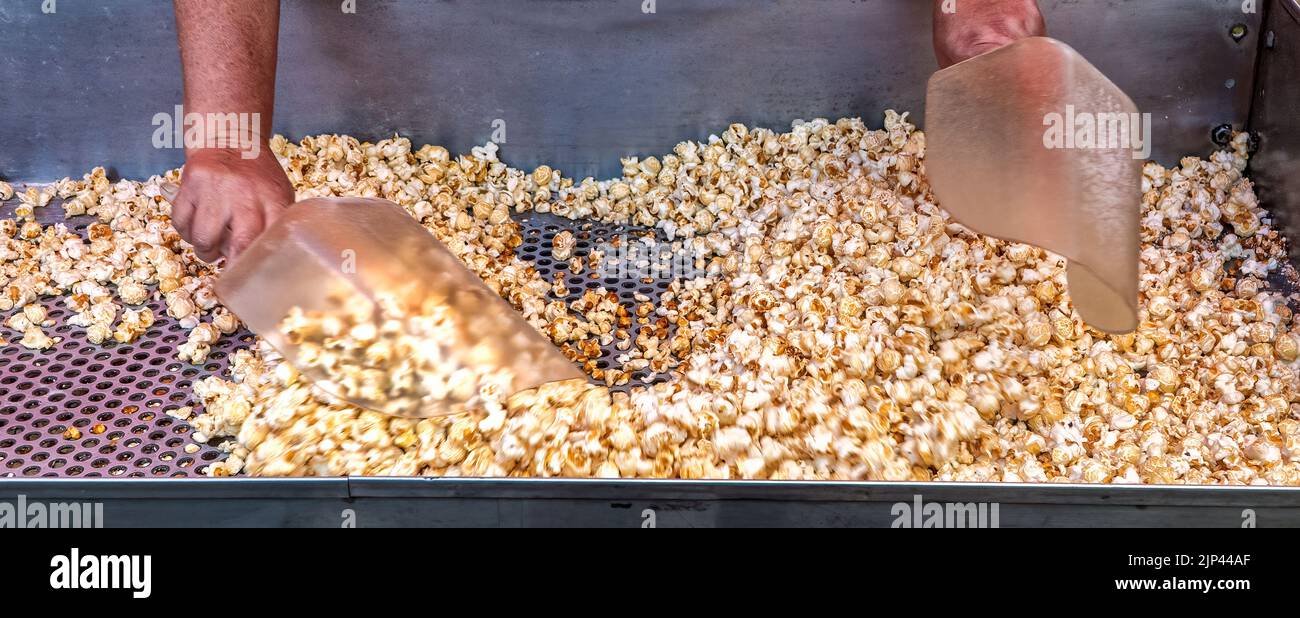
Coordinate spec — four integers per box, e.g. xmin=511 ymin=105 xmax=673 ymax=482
xmin=1250 ymin=1 xmax=1300 ymax=263
xmin=0 ymin=0 xmax=1261 ymax=181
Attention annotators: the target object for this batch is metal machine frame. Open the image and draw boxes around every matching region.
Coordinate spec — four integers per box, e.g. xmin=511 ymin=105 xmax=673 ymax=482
xmin=1 ymin=0 xmax=1298 ymax=526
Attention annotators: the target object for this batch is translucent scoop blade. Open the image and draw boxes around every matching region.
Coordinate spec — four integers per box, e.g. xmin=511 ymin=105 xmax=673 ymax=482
xmin=925 ymin=37 xmax=1141 ymax=333
xmin=214 ymin=197 xmax=584 ymax=418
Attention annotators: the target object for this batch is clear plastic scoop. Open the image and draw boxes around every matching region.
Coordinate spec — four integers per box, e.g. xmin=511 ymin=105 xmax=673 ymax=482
xmin=209 ymin=196 xmax=584 ymax=418
xmin=925 ymin=37 xmax=1142 ymax=333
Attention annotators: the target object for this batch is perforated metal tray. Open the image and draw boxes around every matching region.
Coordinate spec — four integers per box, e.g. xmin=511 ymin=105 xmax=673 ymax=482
xmin=0 ymin=187 xmax=681 ymax=478
xmin=515 ymin=211 xmax=701 ymax=388
xmin=0 ymin=193 xmax=249 ymax=478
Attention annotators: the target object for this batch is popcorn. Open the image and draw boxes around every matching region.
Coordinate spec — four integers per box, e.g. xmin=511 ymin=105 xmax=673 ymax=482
xmin=17 ymin=185 xmax=53 ymax=210
xmin=112 ymin=307 xmax=154 ymax=343
xmin=5 ymin=311 xmax=31 ymax=332
xmin=177 ymin=322 xmax=220 ymax=364
xmin=85 ymin=323 xmax=111 ymax=345
xmin=19 ymin=324 xmax=54 ymax=349
xmin=164 ymin=289 xmax=196 ymax=320
xmin=551 ymin=229 xmax=576 ymax=261
xmin=276 ymin=293 xmax=520 ymax=418
xmin=3 ymin=113 xmax=1297 ymax=485
xmin=117 ymin=279 xmax=149 ymax=305
xmin=211 ymin=307 xmax=240 ymax=334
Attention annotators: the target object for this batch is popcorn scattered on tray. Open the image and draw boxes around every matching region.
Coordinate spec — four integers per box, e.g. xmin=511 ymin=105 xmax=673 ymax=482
xmin=2 ymin=112 xmax=1298 ymax=483
xmin=276 ymin=292 xmax=520 ymax=419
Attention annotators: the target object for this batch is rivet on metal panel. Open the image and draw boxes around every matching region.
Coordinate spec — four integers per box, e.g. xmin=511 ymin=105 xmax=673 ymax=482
xmin=1212 ymin=124 xmax=1235 ymax=147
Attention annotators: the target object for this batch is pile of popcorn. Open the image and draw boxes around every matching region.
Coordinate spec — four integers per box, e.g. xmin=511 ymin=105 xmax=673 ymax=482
xmin=277 ymin=293 xmax=521 ymax=419
xmin=2 ymin=110 xmax=1298 ymax=484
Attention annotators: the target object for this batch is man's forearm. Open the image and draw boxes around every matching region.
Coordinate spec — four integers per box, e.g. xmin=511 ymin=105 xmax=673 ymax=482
xmin=174 ymin=0 xmax=281 ymax=142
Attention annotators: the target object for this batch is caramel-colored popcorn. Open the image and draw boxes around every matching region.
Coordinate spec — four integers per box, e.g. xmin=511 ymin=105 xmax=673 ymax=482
xmin=3 ymin=113 xmax=1297 ymax=484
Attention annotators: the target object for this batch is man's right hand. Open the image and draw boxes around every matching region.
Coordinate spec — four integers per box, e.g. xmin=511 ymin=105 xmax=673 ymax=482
xmin=173 ymin=0 xmax=285 ymax=262
xmin=933 ymin=0 xmax=1046 ymax=68
xmin=171 ymin=147 xmax=295 ymax=263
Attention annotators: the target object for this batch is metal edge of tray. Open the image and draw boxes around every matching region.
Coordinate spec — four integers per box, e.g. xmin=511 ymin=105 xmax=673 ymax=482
xmin=0 ymin=477 xmax=349 ymax=499
xmin=3 ymin=477 xmax=1298 ymax=506
xmin=0 ymin=478 xmax=1296 ymax=527
xmin=342 ymin=478 xmax=1300 ymax=507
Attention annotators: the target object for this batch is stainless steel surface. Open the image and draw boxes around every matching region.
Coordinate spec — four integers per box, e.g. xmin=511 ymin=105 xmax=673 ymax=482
xmin=0 ymin=301 xmax=239 ymax=478
xmin=0 ymin=0 xmax=1261 ymax=181
xmin=1251 ymin=0 xmax=1300 ymax=265
xmin=1284 ymin=0 xmax=1300 ymax=21
xmin=2 ymin=478 xmax=1297 ymax=527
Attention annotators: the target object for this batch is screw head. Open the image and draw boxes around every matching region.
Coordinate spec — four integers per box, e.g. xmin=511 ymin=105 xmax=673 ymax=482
xmin=1211 ymin=124 xmax=1234 ymax=147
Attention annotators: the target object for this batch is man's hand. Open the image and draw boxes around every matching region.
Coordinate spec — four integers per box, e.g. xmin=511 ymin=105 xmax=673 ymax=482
xmin=933 ymin=0 xmax=1046 ymax=68
xmin=172 ymin=148 xmax=294 ymax=263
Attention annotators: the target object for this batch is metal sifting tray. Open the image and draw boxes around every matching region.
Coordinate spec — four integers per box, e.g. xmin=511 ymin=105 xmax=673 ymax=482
xmin=514 ymin=210 xmax=699 ymax=389
xmin=1 ymin=192 xmax=243 ymax=478
xmin=0 ymin=187 xmax=681 ymax=478
xmin=4 ymin=190 xmax=1300 ymax=528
